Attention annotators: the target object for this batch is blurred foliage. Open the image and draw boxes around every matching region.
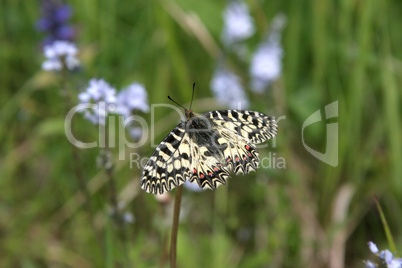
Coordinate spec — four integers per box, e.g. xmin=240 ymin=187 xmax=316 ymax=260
xmin=0 ymin=0 xmax=401 ymax=267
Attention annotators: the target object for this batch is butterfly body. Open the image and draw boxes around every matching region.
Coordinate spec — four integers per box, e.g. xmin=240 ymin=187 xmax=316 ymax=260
xmin=141 ymin=109 xmax=277 ymax=194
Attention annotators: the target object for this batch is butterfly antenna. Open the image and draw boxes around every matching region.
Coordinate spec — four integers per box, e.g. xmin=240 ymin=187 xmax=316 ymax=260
xmin=190 ymin=83 xmax=196 ymax=110
xmin=168 ymin=96 xmax=187 ymax=110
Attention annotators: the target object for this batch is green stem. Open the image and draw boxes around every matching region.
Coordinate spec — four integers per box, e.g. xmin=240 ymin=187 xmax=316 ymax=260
xmin=59 ymin=68 xmax=103 ymax=250
xmin=374 ymin=196 xmax=399 ymax=256
xmin=170 ymin=185 xmax=184 ymax=268
xmin=101 ymin=121 xmax=132 ymax=267
xmin=61 ymin=70 xmax=93 ymax=208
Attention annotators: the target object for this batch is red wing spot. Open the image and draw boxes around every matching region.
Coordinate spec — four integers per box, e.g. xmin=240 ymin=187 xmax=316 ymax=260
xmin=226 ymin=158 xmax=231 ymax=162
xmin=213 ymin=167 xmax=219 ymax=171
xmin=208 ymin=172 xmax=212 ymax=176
xmin=235 ymin=157 xmax=239 ymax=162
xmin=217 ymin=163 xmax=222 ymax=166
xmin=248 ymin=153 xmax=252 ymax=157
xmin=200 ymin=174 xmax=205 ymax=179
xmin=243 ymin=156 xmax=247 ymax=160
xmin=193 ymin=168 xmax=197 ymax=174
xmin=245 ymin=145 xmax=250 ymax=150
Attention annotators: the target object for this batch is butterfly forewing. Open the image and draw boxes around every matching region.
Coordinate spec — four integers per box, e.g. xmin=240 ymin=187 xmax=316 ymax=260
xmin=141 ymin=109 xmax=278 ymax=194
xmin=141 ymin=122 xmax=190 ymax=194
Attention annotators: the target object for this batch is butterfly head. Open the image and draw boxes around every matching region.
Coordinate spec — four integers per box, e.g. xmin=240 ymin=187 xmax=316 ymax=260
xmin=169 ymin=82 xmax=198 ymax=121
xmin=185 ymin=109 xmax=196 ymax=120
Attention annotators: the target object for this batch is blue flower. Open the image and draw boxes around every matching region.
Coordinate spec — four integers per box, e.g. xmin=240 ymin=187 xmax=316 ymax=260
xmin=210 ymin=66 xmax=249 ymax=109
xmin=78 ymin=79 xmax=117 ymax=125
xmin=389 ymin=258 xmax=402 ymax=268
xmin=36 ymin=0 xmax=76 ymax=45
xmin=221 ymin=1 xmax=255 ymax=47
xmin=368 ymin=241 xmax=379 ymax=254
xmin=380 ymin=250 xmax=394 ymax=264
xmin=183 ymin=181 xmax=203 ymax=192
xmin=128 ymin=127 xmax=144 ymax=140
xmin=250 ymin=14 xmax=286 ymax=93
xmin=41 ymin=40 xmax=80 ymax=71
xmin=116 ymin=83 xmax=149 ymax=119
xmin=115 ymin=83 xmax=149 ymax=140
xmin=123 ymin=212 xmax=135 ymax=224
xmin=364 ymin=241 xmax=402 ymax=268
xmin=364 ymin=260 xmax=376 ymax=268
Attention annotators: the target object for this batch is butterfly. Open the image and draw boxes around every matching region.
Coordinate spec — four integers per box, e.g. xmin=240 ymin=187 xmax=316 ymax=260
xmin=141 ymin=90 xmax=278 ymax=194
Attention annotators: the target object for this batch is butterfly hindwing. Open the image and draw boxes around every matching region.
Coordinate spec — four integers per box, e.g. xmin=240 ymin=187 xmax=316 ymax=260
xmin=203 ymin=110 xmax=278 ymax=144
xmin=216 ymin=127 xmax=260 ymax=175
xmin=141 ymin=122 xmax=191 ymax=194
xmin=187 ymin=118 xmax=260 ymax=190
xmin=189 ymin=136 xmax=230 ymax=190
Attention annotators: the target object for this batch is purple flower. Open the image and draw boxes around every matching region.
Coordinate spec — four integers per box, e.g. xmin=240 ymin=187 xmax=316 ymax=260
xmin=78 ymin=79 xmax=117 ymax=125
xmin=210 ymin=66 xmax=249 ymax=109
xmin=128 ymin=127 xmax=144 ymax=140
xmin=250 ymin=14 xmax=286 ymax=93
xmin=183 ymin=181 xmax=203 ymax=192
xmin=115 ymin=82 xmax=149 ymax=140
xmin=41 ymin=40 xmax=80 ymax=71
xmin=36 ymin=0 xmax=76 ymax=45
xmin=389 ymin=258 xmax=402 ymax=268
xmin=364 ymin=260 xmax=376 ymax=268
xmin=368 ymin=241 xmax=379 ymax=254
xmin=54 ymin=4 xmax=72 ymax=22
xmin=221 ymin=1 xmax=255 ymax=47
xmin=364 ymin=241 xmax=402 ymax=268
xmin=116 ymin=83 xmax=149 ymax=119
xmin=380 ymin=250 xmax=394 ymax=265
xmin=123 ymin=212 xmax=135 ymax=224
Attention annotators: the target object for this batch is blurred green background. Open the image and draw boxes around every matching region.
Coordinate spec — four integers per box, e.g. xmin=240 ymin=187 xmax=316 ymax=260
xmin=1 ymin=0 xmax=401 ymax=267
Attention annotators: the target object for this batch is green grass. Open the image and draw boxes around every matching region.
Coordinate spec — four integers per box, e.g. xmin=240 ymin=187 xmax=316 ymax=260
xmin=0 ymin=0 xmax=401 ymax=267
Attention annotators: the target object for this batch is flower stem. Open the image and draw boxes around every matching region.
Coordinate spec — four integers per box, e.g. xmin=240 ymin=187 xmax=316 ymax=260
xmin=374 ymin=195 xmax=399 ymax=256
xmin=61 ymin=71 xmax=92 ymax=207
xmin=59 ymin=68 xmax=103 ymax=249
xmin=170 ymin=184 xmax=184 ymax=268
xmin=97 ymin=119 xmax=131 ymax=267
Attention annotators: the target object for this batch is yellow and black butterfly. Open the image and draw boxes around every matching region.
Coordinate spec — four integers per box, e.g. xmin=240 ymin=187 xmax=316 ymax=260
xmin=141 ymin=86 xmax=278 ymax=194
